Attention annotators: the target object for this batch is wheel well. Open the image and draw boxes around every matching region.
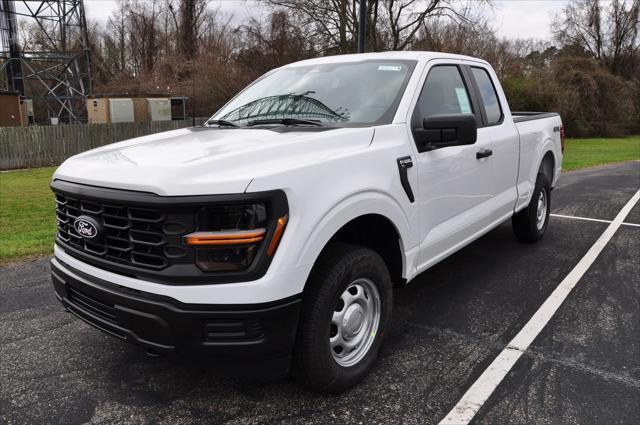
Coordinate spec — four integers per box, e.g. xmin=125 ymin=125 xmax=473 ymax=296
xmin=540 ymin=151 xmax=555 ymax=183
xmin=325 ymin=214 xmax=404 ymax=285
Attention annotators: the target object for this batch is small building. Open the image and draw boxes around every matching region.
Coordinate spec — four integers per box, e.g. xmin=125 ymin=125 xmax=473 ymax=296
xmin=0 ymin=91 xmax=24 ymax=127
xmin=86 ymin=94 xmax=177 ymax=124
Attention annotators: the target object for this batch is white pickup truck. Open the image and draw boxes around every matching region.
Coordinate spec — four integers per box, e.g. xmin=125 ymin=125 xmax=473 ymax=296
xmin=50 ymin=51 xmax=563 ymax=393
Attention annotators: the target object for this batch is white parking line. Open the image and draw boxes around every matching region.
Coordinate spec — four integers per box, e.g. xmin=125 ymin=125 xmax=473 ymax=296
xmin=440 ymin=189 xmax=640 ymax=425
xmin=551 ymin=213 xmax=640 ymax=228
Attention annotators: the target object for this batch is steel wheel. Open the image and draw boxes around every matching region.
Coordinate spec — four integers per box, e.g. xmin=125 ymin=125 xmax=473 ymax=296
xmin=293 ymin=243 xmax=393 ymax=392
xmin=536 ymin=189 xmax=547 ymax=230
xmin=513 ymin=173 xmax=551 ymax=243
xmin=330 ymin=277 xmax=381 ymax=367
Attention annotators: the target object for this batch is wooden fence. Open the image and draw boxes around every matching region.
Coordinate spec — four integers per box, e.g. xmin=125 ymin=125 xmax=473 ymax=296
xmin=0 ymin=118 xmax=208 ymax=170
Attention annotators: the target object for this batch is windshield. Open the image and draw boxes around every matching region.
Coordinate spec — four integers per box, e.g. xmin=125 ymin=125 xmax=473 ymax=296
xmin=210 ymin=60 xmax=417 ymax=126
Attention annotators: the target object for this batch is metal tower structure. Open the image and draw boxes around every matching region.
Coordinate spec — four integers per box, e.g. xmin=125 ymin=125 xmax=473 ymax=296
xmin=0 ymin=1 xmax=92 ymax=123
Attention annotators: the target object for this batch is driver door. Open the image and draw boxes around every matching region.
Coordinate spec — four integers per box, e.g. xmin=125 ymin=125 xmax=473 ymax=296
xmin=411 ymin=61 xmax=495 ymax=272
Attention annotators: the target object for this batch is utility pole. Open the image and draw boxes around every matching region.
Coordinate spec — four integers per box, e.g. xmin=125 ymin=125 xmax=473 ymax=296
xmin=191 ymin=60 xmax=196 ymax=126
xmin=358 ymin=0 xmax=366 ymax=53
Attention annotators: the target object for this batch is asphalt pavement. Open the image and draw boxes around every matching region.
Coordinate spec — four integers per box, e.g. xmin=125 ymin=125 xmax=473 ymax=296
xmin=1 ymin=161 xmax=639 ymax=424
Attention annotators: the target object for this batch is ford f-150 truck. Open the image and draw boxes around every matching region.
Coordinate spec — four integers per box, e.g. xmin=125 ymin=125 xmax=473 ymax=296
xmin=50 ymin=51 xmax=563 ymax=393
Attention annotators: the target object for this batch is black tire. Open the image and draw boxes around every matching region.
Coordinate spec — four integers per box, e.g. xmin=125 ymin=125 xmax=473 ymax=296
xmin=512 ymin=173 xmax=551 ymax=243
xmin=292 ymin=242 xmax=393 ymax=393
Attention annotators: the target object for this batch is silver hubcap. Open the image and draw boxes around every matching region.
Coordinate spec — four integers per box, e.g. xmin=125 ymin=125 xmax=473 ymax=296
xmin=536 ymin=190 xmax=547 ymax=230
xmin=330 ymin=278 xmax=381 ymax=367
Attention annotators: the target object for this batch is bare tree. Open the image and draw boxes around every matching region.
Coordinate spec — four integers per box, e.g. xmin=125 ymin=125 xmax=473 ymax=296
xmin=268 ymin=0 xmax=491 ymax=52
xmin=180 ymin=0 xmax=196 ymax=57
xmin=265 ymin=0 xmax=352 ymax=53
xmin=610 ymin=0 xmax=640 ymax=74
xmin=105 ymin=1 xmax=128 ymax=73
xmin=385 ymin=0 xmax=444 ymax=50
xmin=167 ymin=0 xmax=210 ymax=58
xmin=235 ymin=11 xmax=314 ymax=73
xmin=414 ymin=12 xmax=497 ymax=60
xmin=553 ymin=0 xmax=639 ymax=75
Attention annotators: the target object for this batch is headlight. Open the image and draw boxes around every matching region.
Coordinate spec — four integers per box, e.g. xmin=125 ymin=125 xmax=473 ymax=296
xmin=183 ymin=203 xmax=287 ymax=272
xmin=198 ymin=203 xmax=267 ymax=231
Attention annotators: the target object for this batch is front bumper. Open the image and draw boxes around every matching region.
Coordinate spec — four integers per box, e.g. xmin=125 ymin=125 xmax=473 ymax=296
xmin=51 ymin=258 xmax=301 ymax=362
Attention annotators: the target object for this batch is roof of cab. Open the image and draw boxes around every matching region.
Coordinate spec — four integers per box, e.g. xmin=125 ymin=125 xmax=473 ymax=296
xmin=285 ymin=51 xmax=489 ymax=67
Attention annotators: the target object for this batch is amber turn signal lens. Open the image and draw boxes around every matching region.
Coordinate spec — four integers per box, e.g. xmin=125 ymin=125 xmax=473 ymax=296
xmin=267 ymin=215 xmax=288 ymax=256
xmin=184 ymin=229 xmax=266 ymax=246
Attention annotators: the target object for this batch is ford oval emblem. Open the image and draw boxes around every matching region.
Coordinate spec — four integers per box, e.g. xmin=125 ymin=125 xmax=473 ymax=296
xmin=73 ymin=215 xmax=102 ymax=240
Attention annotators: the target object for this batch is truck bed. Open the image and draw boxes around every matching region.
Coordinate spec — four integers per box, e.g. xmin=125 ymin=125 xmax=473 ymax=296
xmin=512 ymin=111 xmax=560 ymax=123
xmin=512 ymin=112 xmax=563 ymax=192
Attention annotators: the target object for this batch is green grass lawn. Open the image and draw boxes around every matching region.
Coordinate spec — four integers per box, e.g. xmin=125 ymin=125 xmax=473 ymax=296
xmin=563 ymin=135 xmax=640 ymax=171
xmin=1 ymin=136 xmax=639 ymax=264
xmin=0 ymin=167 xmax=56 ymax=264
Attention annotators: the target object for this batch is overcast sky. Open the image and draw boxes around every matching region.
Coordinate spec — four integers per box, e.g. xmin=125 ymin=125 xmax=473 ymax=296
xmin=81 ymin=0 xmax=569 ymax=41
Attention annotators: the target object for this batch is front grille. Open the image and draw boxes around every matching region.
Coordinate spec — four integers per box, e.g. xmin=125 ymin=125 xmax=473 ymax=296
xmin=51 ymin=180 xmax=287 ymax=284
xmin=54 ymin=192 xmax=193 ymax=271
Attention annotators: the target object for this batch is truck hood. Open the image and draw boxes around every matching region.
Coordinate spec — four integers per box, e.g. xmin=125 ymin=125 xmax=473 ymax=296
xmin=53 ymin=126 xmax=374 ymax=195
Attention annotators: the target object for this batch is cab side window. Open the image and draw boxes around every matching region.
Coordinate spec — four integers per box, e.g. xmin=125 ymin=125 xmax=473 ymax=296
xmin=471 ymin=67 xmax=503 ymax=125
xmin=414 ymin=65 xmax=473 ymax=121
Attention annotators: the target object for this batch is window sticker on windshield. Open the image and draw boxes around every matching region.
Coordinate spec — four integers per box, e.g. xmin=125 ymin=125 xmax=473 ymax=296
xmin=378 ymin=65 xmax=402 ymax=71
xmin=455 ymin=87 xmax=472 ymax=113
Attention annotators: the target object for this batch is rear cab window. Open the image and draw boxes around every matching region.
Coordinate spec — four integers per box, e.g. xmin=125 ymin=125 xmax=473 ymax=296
xmin=470 ymin=67 xmax=503 ymax=125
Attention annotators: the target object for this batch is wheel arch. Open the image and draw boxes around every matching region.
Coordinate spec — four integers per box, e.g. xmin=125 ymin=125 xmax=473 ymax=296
xmin=533 ymin=132 xmax=561 ymax=188
xmin=321 ymin=213 xmax=404 ymax=285
xmin=294 ymin=192 xmax=415 ymax=288
xmin=539 ymin=150 xmax=556 ymax=184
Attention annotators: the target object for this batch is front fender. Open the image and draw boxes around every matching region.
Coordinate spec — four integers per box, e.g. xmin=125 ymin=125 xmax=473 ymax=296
xmin=296 ymin=190 xmax=418 ymax=278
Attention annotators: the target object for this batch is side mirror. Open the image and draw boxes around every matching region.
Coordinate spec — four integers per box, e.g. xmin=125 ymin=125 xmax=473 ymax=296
xmin=414 ymin=113 xmax=477 ymax=152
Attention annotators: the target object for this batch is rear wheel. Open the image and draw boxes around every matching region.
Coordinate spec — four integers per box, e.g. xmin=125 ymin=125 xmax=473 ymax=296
xmin=292 ymin=242 xmax=392 ymax=393
xmin=512 ymin=173 xmax=551 ymax=242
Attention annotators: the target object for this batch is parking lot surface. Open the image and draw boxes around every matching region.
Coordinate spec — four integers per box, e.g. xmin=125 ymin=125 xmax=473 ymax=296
xmin=1 ymin=161 xmax=639 ymax=424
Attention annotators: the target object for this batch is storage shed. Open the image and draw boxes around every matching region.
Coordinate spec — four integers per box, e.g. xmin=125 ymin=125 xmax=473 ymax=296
xmin=87 ymin=94 xmax=175 ymax=123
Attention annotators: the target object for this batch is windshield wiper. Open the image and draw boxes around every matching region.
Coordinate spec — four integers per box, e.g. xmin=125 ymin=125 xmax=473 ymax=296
xmin=247 ymin=118 xmax=324 ymax=127
xmin=206 ymin=119 xmax=241 ymax=128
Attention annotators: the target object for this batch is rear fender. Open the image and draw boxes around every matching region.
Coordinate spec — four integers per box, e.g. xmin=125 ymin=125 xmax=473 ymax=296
xmin=516 ymin=139 xmax=558 ymax=211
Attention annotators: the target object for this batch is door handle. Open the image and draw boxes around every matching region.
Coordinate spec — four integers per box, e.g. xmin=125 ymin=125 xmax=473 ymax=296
xmin=476 ymin=149 xmax=493 ymax=159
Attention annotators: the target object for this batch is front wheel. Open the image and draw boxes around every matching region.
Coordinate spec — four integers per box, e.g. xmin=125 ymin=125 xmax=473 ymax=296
xmin=292 ymin=242 xmax=393 ymax=393
xmin=512 ymin=173 xmax=551 ymax=242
